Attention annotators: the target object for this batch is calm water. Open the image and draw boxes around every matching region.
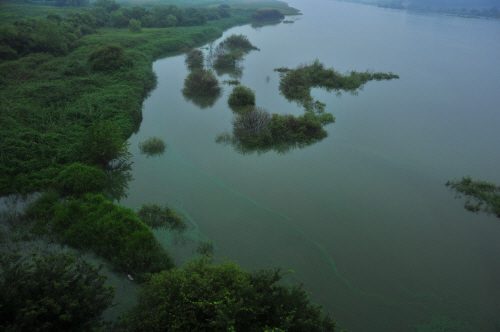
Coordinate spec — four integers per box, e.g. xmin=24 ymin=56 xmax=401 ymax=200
xmin=121 ymin=1 xmax=500 ymax=330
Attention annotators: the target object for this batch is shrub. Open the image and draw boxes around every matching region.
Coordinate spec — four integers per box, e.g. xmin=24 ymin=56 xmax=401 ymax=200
xmin=220 ymin=34 xmax=258 ymax=51
xmin=54 ymin=162 xmax=107 ymax=195
xmin=81 ymin=120 xmax=131 ymax=166
xmin=252 ymin=9 xmax=285 ymax=21
xmin=232 ymin=107 xmax=272 ymax=145
xmin=0 ymin=252 xmax=115 ymax=332
xmin=213 ymin=49 xmax=244 ymax=68
xmin=33 ymin=194 xmax=176 ymax=280
xmin=116 ymin=257 xmax=339 ymax=332
xmin=128 ymin=18 xmax=142 ymax=33
xmin=182 ymin=68 xmax=221 ymax=96
xmin=138 ymin=136 xmax=167 ymax=156
xmin=88 ymin=44 xmax=133 ymax=71
xmin=228 ymin=85 xmax=256 ymax=107
xmin=136 ymin=203 xmax=186 ymax=231
xmin=184 ymin=48 xmax=204 ymax=68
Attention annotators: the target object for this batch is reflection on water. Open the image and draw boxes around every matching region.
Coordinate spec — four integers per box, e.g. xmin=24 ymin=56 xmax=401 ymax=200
xmin=181 ymin=90 xmax=222 ymax=109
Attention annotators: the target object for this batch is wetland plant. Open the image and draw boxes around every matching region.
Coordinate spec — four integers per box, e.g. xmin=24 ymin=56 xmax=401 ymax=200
xmin=136 ymin=203 xmax=187 ymax=231
xmin=184 ymin=48 xmax=205 ymax=69
xmin=228 ymin=85 xmax=256 ymax=108
xmin=182 ymin=68 xmax=221 ymax=96
xmin=446 ymin=176 xmax=500 ymax=218
xmin=138 ymin=136 xmax=167 ymax=157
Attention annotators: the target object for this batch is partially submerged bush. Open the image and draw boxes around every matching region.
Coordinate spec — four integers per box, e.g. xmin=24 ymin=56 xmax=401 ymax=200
xmin=252 ymin=8 xmax=285 ymax=21
xmin=220 ymin=34 xmax=258 ymax=51
xmin=136 ymin=203 xmax=187 ymax=231
xmin=81 ymin=120 xmax=131 ymax=166
xmin=185 ymin=48 xmax=205 ymax=68
xmin=88 ymin=44 xmax=133 ymax=71
xmin=54 ymin=162 xmax=107 ymax=195
xmin=277 ymin=59 xmax=399 ymax=103
xmin=182 ymin=68 xmax=221 ymax=96
xmin=27 ymin=194 xmax=175 ymax=280
xmin=213 ymin=49 xmax=244 ymax=68
xmin=138 ymin=136 xmax=167 ymax=156
xmin=216 ymin=107 xmax=335 ymax=153
xmin=446 ymin=176 xmax=500 ymax=217
xmin=228 ymin=85 xmax=256 ymax=107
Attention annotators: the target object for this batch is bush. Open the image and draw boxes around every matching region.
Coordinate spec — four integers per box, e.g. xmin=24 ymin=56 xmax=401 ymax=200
xmin=81 ymin=120 xmax=131 ymax=166
xmin=0 ymin=252 xmax=115 ymax=332
xmin=88 ymin=44 xmax=133 ymax=71
xmin=213 ymin=49 xmax=244 ymax=68
xmin=228 ymin=85 xmax=256 ymax=107
xmin=182 ymin=68 xmax=221 ymax=96
xmin=136 ymin=203 xmax=187 ymax=231
xmin=252 ymin=9 xmax=285 ymax=21
xmin=54 ymin=162 xmax=107 ymax=195
xmin=116 ymin=257 xmax=339 ymax=332
xmin=220 ymin=34 xmax=258 ymax=51
xmin=129 ymin=18 xmax=142 ymax=33
xmin=138 ymin=136 xmax=167 ymax=156
xmin=184 ymin=48 xmax=204 ymax=68
xmin=28 ymin=194 xmax=176 ymax=280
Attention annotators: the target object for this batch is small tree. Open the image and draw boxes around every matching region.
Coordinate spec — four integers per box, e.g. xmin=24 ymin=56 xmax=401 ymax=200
xmin=88 ymin=44 xmax=133 ymax=71
xmin=228 ymin=85 xmax=256 ymax=107
xmin=116 ymin=257 xmax=339 ymax=332
xmin=128 ymin=19 xmax=142 ymax=33
xmin=81 ymin=120 xmax=131 ymax=166
xmin=184 ymin=48 xmax=204 ymax=68
xmin=0 ymin=252 xmax=115 ymax=332
xmin=182 ymin=68 xmax=221 ymax=96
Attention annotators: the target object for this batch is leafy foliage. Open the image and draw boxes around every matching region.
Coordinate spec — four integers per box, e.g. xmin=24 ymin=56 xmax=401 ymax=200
xmin=228 ymin=85 xmax=256 ymax=107
xmin=446 ymin=176 xmax=500 ymax=217
xmin=88 ymin=44 xmax=133 ymax=71
xmin=220 ymin=34 xmax=258 ymax=51
xmin=116 ymin=257 xmax=339 ymax=332
xmin=216 ymin=106 xmax=334 ymax=155
xmin=182 ymin=68 xmax=222 ymax=96
xmin=23 ymin=193 xmax=176 ymax=280
xmin=138 ymin=136 xmax=167 ymax=157
xmin=54 ymin=162 xmax=107 ymax=196
xmin=184 ymin=48 xmax=204 ymax=69
xmin=252 ymin=9 xmax=285 ymax=21
xmin=0 ymin=251 xmax=115 ymax=332
xmin=276 ymin=59 xmax=399 ymax=103
xmin=128 ymin=19 xmax=142 ymax=33
xmin=81 ymin=120 xmax=131 ymax=166
xmin=136 ymin=203 xmax=187 ymax=231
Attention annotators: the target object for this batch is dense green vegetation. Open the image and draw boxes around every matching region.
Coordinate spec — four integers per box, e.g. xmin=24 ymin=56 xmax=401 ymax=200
xmin=182 ymin=67 xmax=222 ymax=96
xmin=21 ymin=192 xmax=176 ymax=281
xmin=116 ymin=256 xmax=339 ymax=332
xmin=228 ymin=84 xmax=256 ymax=108
xmin=252 ymin=8 xmax=285 ymax=20
xmin=138 ymin=136 xmax=167 ymax=156
xmin=0 ymin=251 xmax=115 ymax=332
xmin=0 ymin=1 xmax=345 ymax=330
xmin=184 ymin=47 xmax=204 ymax=68
xmin=216 ymin=106 xmax=334 ymax=155
xmin=446 ymin=176 xmax=500 ymax=217
xmin=216 ymin=59 xmax=397 ymax=155
xmin=0 ymin=1 xmax=255 ymax=195
xmin=276 ymin=59 xmax=399 ymax=104
xmin=136 ymin=202 xmax=187 ymax=231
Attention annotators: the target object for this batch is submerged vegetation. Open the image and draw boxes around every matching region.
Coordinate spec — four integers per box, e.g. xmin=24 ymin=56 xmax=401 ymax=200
xmin=228 ymin=84 xmax=256 ymax=108
xmin=136 ymin=203 xmax=187 ymax=231
xmin=182 ymin=68 xmax=222 ymax=96
xmin=446 ymin=176 xmax=500 ymax=218
xmin=138 ymin=136 xmax=167 ymax=157
xmin=276 ymin=59 xmax=399 ymax=103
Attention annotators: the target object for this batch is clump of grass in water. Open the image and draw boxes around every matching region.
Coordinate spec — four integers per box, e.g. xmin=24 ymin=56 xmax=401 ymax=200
xmin=138 ymin=136 xmax=167 ymax=157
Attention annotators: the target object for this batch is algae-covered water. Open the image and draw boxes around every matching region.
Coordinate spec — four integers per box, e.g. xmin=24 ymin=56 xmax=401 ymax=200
xmin=120 ymin=1 xmax=500 ymax=330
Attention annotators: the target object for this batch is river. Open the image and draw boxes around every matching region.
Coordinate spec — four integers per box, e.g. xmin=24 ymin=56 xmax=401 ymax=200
xmin=120 ymin=1 xmax=500 ymax=330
